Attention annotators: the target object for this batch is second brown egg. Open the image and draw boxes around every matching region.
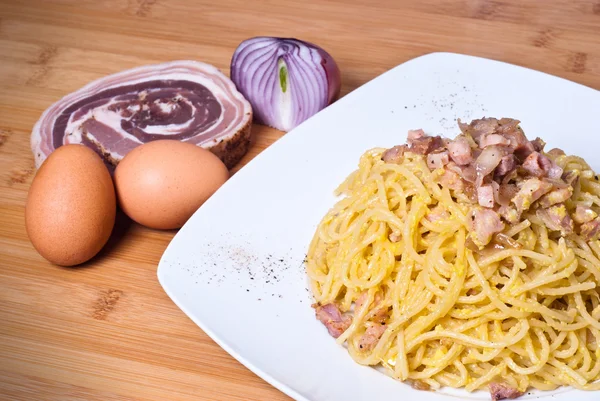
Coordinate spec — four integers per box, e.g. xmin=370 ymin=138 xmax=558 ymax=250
xmin=114 ymin=140 xmax=229 ymax=230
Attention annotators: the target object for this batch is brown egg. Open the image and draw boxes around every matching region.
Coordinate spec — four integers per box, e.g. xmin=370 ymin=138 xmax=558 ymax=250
xmin=25 ymin=145 xmax=116 ymax=266
xmin=114 ymin=140 xmax=229 ymax=230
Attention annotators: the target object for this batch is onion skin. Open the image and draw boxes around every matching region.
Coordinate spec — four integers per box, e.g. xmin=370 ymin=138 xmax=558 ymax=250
xmin=314 ymin=41 xmax=341 ymax=104
xmin=230 ymin=37 xmax=341 ymax=132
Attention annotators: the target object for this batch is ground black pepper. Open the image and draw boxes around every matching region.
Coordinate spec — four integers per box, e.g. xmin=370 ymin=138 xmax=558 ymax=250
xmin=171 ymin=234 xmax=311 ymax=302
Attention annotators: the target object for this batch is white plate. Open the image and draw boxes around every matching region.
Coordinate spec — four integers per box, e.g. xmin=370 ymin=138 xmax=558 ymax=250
xmin=157 ymin=52 xmax=600 ymax=401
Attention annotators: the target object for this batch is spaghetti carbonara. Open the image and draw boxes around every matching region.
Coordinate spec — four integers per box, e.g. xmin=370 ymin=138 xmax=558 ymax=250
xmin=307 ymin=118 xmax=600 ymax=399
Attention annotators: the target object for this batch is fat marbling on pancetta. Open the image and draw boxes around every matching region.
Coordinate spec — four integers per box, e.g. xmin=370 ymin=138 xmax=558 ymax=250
xmin=31 ymin=61 xmax=252 ymax=169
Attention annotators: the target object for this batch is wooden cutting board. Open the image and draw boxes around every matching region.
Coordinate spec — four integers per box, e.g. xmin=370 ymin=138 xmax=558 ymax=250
xmin=1 ymin=1 xmax=599 ymax=400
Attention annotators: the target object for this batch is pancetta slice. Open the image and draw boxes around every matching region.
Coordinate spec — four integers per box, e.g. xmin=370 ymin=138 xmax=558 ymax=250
xmin=31 ymin=61 xmax=253 ymax=169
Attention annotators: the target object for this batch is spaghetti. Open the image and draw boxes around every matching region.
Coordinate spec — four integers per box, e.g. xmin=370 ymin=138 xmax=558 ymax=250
xmin=307 ymin=119 xmax=600 ymax=399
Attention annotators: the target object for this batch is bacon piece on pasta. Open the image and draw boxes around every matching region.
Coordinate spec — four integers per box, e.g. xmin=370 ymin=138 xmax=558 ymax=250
xmin=495 ymin=154 xmax=516 ymax=178
xmin=409 ymin=134 xmax=444 ymax=155
xmin=538 ymin=187 xmax=573 ymax=208
xmin=313 ymin=303 xmax=352 ymax=338
xmin=447 ymin=136 xmax=473 ymax=165
xmin=355 ymin=291 xmax=388 ymax=322
xmin=439 ymin=168 xmax=465 ymax=191
xmin=513 ymin=141 xmax=536 ymax=162
xmin=381 ymin=119 xmax=585 ymax=239
xmin=580 ymin=218 xmax=600 ymax=241
xmin=521 ymin=152 xmax=547 ymax=177
xmin=530 ymin=137 xmax=546 ymax=152
xmin=512 ymin=178 xmax=553 ymax=212
xmin=479 ymin=133 xmax=511 ymax=148
xmin=458 ymin=117 xmax=498 ymax=142
xmin=427 ymin=151 xmax=450 ymax=169
xmin=469 ymin=208 xmax=505 ymax=247
xmin=496 ymin=117 xmax=521 ymax=133
xmin=521 ymin=151 xmax=563 ymax=179
xmin=358 ymin=323 xmax=386 ymax=351
xmin=382 ymin=145 xmax=407 ymax=164
xmin=489 ymin=382 xmax=524 ymax=400
xmin=536 ymin=204 xmax=574 ymax=235
xmin=407 ymin=129 xmax=425 ymax=140
xmin=477 ymin=184 xmax=495 ymax=208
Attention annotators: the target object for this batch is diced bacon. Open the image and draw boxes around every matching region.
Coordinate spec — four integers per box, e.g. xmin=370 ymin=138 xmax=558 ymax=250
xmin=471 ymin=117 xmax=498 ymax=135
xmin=496 ymin=118 xmax=521 ymax=134
xmin=530 ymin=137 xmax=546 ymax=152
xmin=427 ymin=151 xmax=450 ymax=169
xmin=479 ymin=133 xmax=510 ymax=148
xmin=469 ymin=208 xmax=505 ymax=247
xmin=546 ymin=163 xmax=564 ymax=180
xmin=573 ymin=205 xmax=597 ymax=224
xmin=382 ymin=145 xmax=407 ymax=164
xmin=447 ymin=136 xmax=473 ymax=165
xmin=439 ymin=168 xmax=464 ymax=191
xmin=314 ymin=303 xmax=352 ymax=338
xmin=495 ymin=154 xmax=516 ymax=177
xmin=354 ymin=291 xmax=389 ymax=324
xmin=513 ymin=141 xmax=535 ymax=162
xmin=501 ymin=168 xmax=518 ymax=185
xmin=539 ymin=187 xmax=573 ymax=208
xmin=512 ymin=178 xmax=553 ymax=212
xmin=457 ymin=119 xmax=470 ymax=135
xmin=409 ymin=135 xmax=445 ymax=155
xmin=500 ymin=126 xmax=527 ymax=149
xmin=489 ymin=382 xmax=524 ymax=401
xmin=380 ymin=119 xmax=585 ymax=232
xmin=580 ymin=218 xmax=600 ymax=241
xmin=463 ymin=182 xmax=479 ymax=204
xmin=497 ymin=183 xmax=518 ymax=206
xmin=368 ymin=307 xmax=389 ymax=324
xmin=477 ymin=184 xmax=495 ymax=208
xmin=537 ymin=204 xmax=574 ymax=235
xmin=407 ymin=129 xmax=425 ymax=140
xmin=358 ymin=324 xmax=387 ymax=351
xmin=458 ymin=117 xmax=499 ymax=142
xmin=521 ymin=152 xmax=546 ymax=177
xmin=447 ymin=162 xmax=477 ymax=183
xmin=534 ymin=153 xmax=564 ymax=179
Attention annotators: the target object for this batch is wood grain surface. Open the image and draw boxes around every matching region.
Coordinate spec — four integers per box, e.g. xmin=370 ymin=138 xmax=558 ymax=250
xmin=1 ymin=1 xmax=599 ymax=400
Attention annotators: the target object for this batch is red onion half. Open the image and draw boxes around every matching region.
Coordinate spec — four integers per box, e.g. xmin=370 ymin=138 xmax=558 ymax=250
xmin=230 ymin=37 xmax=341 ymax=132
